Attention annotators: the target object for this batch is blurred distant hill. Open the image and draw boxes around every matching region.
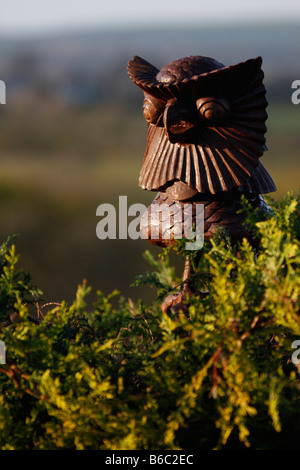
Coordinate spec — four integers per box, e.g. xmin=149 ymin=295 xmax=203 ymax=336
xmin=0 ymin=23 xmax=299 ymax=105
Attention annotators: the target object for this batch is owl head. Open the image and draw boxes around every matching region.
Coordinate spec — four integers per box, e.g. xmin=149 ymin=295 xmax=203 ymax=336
xmin=128 ymin=55 xmax=275 ymax=195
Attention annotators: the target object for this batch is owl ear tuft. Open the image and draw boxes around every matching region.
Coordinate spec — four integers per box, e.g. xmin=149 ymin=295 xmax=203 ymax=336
xmin=127 ymin=56 xmax=159 ymax=88
xmin=127 ymin=56 xmax=173 ymax=101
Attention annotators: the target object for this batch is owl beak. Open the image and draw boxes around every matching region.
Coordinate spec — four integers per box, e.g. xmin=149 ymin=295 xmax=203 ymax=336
xmin=163 ymin=102 xmax=195 ymax=144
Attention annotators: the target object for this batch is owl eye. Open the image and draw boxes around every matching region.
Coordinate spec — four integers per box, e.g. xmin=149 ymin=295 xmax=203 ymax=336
xmin=143 ymin=97 xmax=164 ymax=125
xmin=197 ymin=97 xmax=229 ymax=124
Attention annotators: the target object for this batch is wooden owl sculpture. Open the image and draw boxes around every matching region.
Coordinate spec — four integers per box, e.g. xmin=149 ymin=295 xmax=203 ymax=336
xmin=128 ymin=56 xmax=276 ymax=246
xmin=127 ymin=54 xmax=276 ymax=311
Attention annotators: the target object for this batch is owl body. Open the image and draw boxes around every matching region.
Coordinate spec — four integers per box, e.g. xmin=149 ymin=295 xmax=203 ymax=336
xmin=139 ymin=188 xmax=272 ymax=248
xmin=127 ymin=55 xmax=276 ymax=247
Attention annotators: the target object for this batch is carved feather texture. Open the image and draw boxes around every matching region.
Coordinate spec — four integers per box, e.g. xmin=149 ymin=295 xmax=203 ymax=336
xmin=138 ymin=120 xmax=274 ymax=194
xmin=139 ymin=191 xmax=272 ymax=247
xmin=241 ymin=162 xmax=276 ymax=194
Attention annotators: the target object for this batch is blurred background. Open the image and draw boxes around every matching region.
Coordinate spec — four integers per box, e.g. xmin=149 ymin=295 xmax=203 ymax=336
xmin=0 ymin=0 xmax=299 ymax=304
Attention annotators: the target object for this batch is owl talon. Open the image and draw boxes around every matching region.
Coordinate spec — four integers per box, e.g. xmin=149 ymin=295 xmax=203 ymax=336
xmin=161 ymin=291 xmax=190 ymax=315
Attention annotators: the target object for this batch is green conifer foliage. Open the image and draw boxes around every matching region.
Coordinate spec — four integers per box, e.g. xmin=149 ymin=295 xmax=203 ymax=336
xmin=0 ymin=194 xmax=299 ymax=449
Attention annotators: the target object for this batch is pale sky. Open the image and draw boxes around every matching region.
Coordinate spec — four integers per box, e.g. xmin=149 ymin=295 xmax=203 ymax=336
xmin=0 ymin=0 xmax=300 ymax=36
